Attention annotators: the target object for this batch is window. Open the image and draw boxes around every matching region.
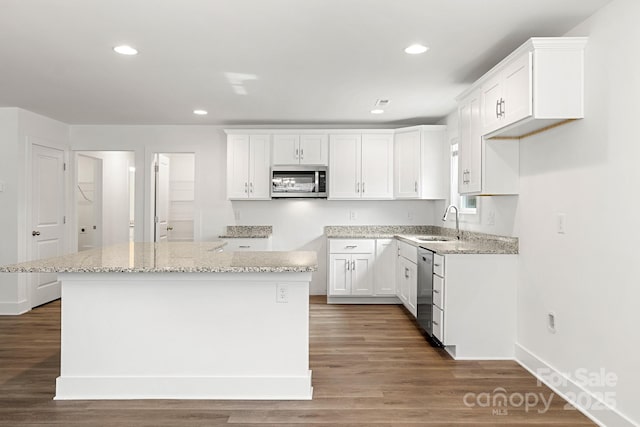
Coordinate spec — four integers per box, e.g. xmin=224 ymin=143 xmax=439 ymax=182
xmin=450 ymin=141 xmax=477 ymax=215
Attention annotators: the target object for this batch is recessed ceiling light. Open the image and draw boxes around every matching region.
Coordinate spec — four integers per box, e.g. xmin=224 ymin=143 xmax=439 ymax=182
xmin=113 ymin=45 xmax=138 ymax=55
xmin=193 ymin=109 xmax=208 ymax=115
xmin=404 ymin=44 xmax=429 ymax=55
xmin=370 ymin=109 xmax=384 ymax=114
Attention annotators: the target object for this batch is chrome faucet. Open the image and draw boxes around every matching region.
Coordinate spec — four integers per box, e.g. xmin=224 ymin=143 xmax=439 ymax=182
xmin=442 ymin=204 xmax=460 ymax=240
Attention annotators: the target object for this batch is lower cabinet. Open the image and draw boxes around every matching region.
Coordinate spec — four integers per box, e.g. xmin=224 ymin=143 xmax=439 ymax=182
xmin=396 ymin=242 xmax=417 ymax=317
xmin=221 ymin=237 xmax=273 ymax=251
xmin=327 ymin=238 xmax=397 ymax=303
xmin=431 ymin=253 xmax=517 ymax=359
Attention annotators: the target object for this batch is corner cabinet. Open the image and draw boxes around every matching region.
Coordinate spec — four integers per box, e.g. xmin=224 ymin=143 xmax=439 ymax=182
xmin=328 ymin=132 xmax=393 ymax=200
xmin=393 ymin=126 xmax=448 ymax=199
xmin=226 ymin=133 xmax=271 ymax=200
xmin=327 ymin=238 xmax=398 ymax=304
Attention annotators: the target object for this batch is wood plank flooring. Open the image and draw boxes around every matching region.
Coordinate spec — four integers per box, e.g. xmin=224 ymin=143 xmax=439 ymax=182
xmin=0 ymin=296 xmax=594 ymax=426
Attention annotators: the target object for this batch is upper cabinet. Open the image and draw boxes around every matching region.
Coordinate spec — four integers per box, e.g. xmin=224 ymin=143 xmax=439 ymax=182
xmin=272 ymin=133 xmax=328 ymax=166
xmin=226 ymin=133 xmax=271 ymax=200
xmin=394 ymin=126 xmax=448 ymax=200
xmin=329 ymin=132 xmax=394 ymax=200
xmin=468 ymin=37 xmax=587 ymax=139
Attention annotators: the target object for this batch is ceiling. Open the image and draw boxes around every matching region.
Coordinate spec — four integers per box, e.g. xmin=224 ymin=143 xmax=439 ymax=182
xmin=0 ymin=0 xmax=611 ymax=126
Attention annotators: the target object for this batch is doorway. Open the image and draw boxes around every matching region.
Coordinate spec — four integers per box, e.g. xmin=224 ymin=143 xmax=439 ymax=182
xmin=153 ymin=153 xmax=195 ymax=242
xmin=75 ymin=151 xmax=135 ymax=248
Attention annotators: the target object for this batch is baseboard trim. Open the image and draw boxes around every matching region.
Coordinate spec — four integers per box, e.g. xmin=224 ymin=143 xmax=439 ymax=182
xmin=515 ymin=343 xmax=637 ymax=427
xmin=55 ymin=371 xmax=313 ymax=400
xmin=0 ymin=300 xmax=30 ymax=315
xmin=327 ymin=296 xmax=401 ymax=304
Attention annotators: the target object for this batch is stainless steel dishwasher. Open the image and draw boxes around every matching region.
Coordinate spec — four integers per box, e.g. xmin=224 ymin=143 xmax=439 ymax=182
xmin=417 ymin=247 xmax=441 ymax=346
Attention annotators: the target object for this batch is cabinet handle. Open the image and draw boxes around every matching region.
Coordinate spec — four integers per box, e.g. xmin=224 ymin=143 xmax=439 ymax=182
xmin=244 ymin=182 xmax=248 ymax=194
xmin=414 ymin=181 xmax=418 ymax=192
xmin=501 ymin=98 xmax=506 ymax=117
xmin=249 ymin=182 xmax=254 ymax=193
xmin=433 ymin=289 xmax=440 ymax=294
xmin=356 ymin=182 xmax=360 ymax=193
xmin=362 ymin=182 xmax=365 ymax=193
xmin=32 ymin=230 xmax=41 ymax=236
xmin=496 ymin=99 xmax=500 ymax=118
xmin=434 ymin=263 xmax=441 ymax=267
xmin=433 ymin=320 xmax=439 ymax=326
xmin=352 ymin=260 xmax=356 ymax=271
xmin=295 ymin=148 xmax=299 ymax=159
xmin=346 ymin=261 xmax=350 ymax=271
xmin=404 ymin=267 xmax=409 ymax=278
xmin=300 ymin=148 xmax=304 ymax=159
xmin=239 ymin=245 xmax=251 ymax=248
xmin=345 ymin=245 xmax=357 ymax=249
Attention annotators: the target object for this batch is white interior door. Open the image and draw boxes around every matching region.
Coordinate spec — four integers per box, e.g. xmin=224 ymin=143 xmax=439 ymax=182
xmin=30 ymin=144 xmax=65 ymax=308
xmin=154 ymin=154 xmax=170 ymax=242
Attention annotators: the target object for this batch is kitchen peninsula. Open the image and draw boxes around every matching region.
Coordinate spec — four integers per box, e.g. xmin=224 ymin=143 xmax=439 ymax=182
xmin=0 ymin=242 xmax=318 ymax=400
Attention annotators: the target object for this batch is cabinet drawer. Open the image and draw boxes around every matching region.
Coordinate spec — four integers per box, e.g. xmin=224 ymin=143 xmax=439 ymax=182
xmin=432 ymin=305 xmax=444 ymax=343
xmin=433 ymin=254 xmax=445 ymax=276
xmin=329 ymin=239 xmax=375 ymax=253
xmin=397 ymin=240 xmax=417 ymax=264
xmin=433 ymin=274 xmax=444 ymax=309
xmin=222 ymin=238 xmax=272 ymax=251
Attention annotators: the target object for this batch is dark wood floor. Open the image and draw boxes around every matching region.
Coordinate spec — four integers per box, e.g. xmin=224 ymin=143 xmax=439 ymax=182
xmin=0 ymin=296 xmax=593 ymax=426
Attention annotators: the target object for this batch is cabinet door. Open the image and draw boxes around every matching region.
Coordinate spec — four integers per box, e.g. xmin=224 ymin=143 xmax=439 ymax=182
xmin=397 ymin=257 xmax=409 ymax=304
xmin=459 ymin=91 xmax=482 ymax=194
xmin=299 ymin=134 xmax=328 ymax=165
xmin=328 ymin=254 xmax=351 ymax=296
xmin=406 ymin=261 xmax=418 ymax=318
xmin=351 ymin=252 xmax=374 ymax=296
xmin=374 ymin=239 xmax=396 ymax=295
xmin=226 ymin=134 xmax=250 ymax=199
xmin=361 ymin=134 xmax=393 ymax=199
xmin=503 ymin=51 xmax=532 ymax=126
xmin=481 ymin=73 xmax=503 ymax=134
xmin=248 ymin=135 xmax=271 ymax=199
xmin=329 ymin=134 xmax=361 ymax=199
xmin=272 ymin=134 xmax=300 ymax=165
xmin=394 ymin=130 xmax=420 ymax=198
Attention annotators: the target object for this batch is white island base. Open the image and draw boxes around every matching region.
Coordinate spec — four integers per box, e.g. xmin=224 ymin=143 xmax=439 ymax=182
xmin=55 ymin=272 xmax=313 ymax=400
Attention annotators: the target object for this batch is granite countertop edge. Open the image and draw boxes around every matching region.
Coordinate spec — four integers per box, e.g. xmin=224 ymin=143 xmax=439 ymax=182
xmin=0 ymin=266 xmax=317 ymax=274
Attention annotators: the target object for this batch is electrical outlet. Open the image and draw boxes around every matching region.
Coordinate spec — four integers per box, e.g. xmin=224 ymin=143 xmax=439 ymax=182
xmin=487 ymin=210 xmax=496 ymax=226
xmin=557 ymin=213 xmax=566 ymax=234
xmin=349 ymin=210 xmax=358 ymax=221
xmin=407 ymin=211 xmax=414 ymax=220
xmin=276 ymin=284 xmax=288 ymax=303
xmin=547 ymin=312 xmax=556 ymax=333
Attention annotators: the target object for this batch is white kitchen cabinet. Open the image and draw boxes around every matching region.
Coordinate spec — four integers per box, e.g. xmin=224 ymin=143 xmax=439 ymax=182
xmin=272 ymin=134 xmax=328 ymax=166
xmin=396 ymin=240 xmax=417 ymax=317
xmin=473 ymin=37 xmax=587 ymax=139
xmin=393 ymin=126 xmax=448 ymax=199
xmin=327 ymin=241 xmax=374 ymax=296
xmin=328 ymin=133 xmax=393 ymax=200
xmin=432 ymin=253 xmax=517 ymax=359
xmin=373 ymin=239 xmax=396 ymax=295
xmin=220 ymin=237 xmax=273 ymax=252
xmin=458 ymin=90 xmax=519 ymax=196
xmin=226 ymin=133 xmax=270 ymax=200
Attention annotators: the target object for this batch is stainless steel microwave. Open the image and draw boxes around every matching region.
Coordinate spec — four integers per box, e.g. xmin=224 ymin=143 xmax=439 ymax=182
xmin=271 ymin=166 xmax=327 ymax=198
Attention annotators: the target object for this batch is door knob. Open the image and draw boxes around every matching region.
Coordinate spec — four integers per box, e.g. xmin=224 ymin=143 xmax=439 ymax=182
xmin=166 ymin=226 xmax=173 ymax=231
xmin=32 ymin=231 xmax=40 ymax=236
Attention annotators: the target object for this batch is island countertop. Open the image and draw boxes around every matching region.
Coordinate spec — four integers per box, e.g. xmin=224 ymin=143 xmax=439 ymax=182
xmin=0 ymin=242 xmax=318 ymax=274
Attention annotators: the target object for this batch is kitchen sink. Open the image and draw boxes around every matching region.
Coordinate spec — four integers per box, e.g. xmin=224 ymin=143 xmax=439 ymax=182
xmin=414 ymin=236 xmax=455 ymax=242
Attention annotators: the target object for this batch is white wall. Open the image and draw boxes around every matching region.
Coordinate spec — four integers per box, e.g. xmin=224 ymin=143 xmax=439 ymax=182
xmin=443 ymin=1 xmax=639 ymax=423
xmin=69 ymin=126 xmax=437 ymax=293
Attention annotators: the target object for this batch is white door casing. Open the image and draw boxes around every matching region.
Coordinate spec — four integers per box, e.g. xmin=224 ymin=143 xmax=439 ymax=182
xmin=154 ymin=154 xmax=170 ymax=242
xmin=30 ymin=144 xmax=65 ymax=308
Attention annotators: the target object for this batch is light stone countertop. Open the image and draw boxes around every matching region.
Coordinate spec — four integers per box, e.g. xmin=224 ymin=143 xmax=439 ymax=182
xmin=219 ymin=226 xmax=273 ymax=239
xmin=325 ymin=225 xmax=518 ymax=255
xmin=0 ymin=242 xmax=318 ymax=273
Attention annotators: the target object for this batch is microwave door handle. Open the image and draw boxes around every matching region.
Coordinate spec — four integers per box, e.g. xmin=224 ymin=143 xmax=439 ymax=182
xmin=315 ymin=172 xmax=319 ymax=193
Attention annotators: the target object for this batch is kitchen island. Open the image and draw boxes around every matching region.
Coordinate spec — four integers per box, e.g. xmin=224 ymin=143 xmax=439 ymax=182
xmin=0 ymin=242 xmax=318 ymax=400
